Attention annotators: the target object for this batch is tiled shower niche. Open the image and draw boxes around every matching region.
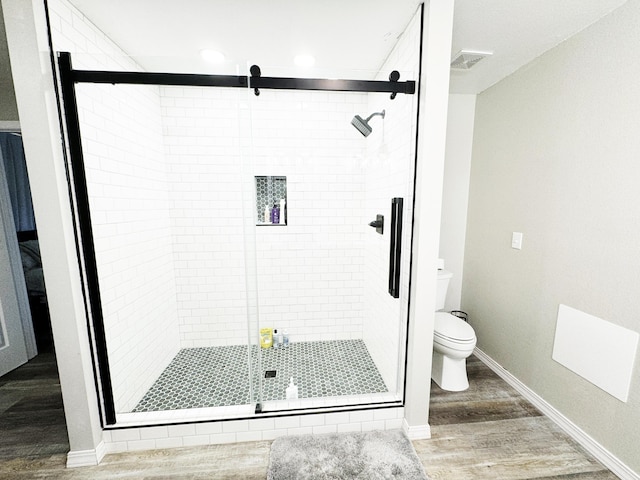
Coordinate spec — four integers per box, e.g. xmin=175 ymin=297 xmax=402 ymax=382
xmin=255 ymin=176 xmax=287 ymax=226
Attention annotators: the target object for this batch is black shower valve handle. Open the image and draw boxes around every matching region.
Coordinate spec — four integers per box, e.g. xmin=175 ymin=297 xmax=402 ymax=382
xmin=368 ymin=214 xmax=384 ymax=234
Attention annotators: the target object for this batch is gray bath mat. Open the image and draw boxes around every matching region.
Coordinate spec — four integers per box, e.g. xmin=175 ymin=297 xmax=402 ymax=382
xmin=267 ymin=429 xmax=428 ymax=480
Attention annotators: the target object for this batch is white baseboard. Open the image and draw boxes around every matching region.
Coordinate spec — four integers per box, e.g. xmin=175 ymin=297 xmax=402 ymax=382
xmin=66 ymin=440 xmax=106 ymax=468
xmin=402 ymin=418 xmax=431 ymax=440
xmin=474 ymin=347 xmax=639 ymax=480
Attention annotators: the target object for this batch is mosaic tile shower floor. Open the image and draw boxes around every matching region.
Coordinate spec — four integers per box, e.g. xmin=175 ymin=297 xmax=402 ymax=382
xmin=132 ymin=339 xmax=388 ymax=412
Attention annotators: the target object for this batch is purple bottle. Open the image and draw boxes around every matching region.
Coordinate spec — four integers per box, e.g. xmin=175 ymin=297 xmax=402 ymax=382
xmin=271 ymin=204 xmax=280 ymax=224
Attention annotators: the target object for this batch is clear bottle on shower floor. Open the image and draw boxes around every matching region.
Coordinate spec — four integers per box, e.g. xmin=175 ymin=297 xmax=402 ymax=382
xmin=275 ymin=329 xmax=284 ymax=348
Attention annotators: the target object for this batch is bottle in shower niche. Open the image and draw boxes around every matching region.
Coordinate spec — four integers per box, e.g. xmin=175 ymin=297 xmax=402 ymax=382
xmin=271 ymin=203 xmax=280 ymax=224
xmin=264 ymin=205 xmax=270 ymax=223
xmin=279 ymin=198 xmax=286 ymax=224
xmin=283 ymin=330 xmax=289 ymax=347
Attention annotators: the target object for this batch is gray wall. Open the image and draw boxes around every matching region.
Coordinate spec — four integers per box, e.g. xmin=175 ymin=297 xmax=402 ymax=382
xmin=463 ymin=0 xmax=640 ymax=473
xmin=0 ymin=2 xmax=19 ymax=121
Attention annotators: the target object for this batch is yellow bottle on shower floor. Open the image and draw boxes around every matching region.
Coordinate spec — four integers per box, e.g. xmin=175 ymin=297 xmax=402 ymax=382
xmin=260 ymin=328 xmax=273 ymax=348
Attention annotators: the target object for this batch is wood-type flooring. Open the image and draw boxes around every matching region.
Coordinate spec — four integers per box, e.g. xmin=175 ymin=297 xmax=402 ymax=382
xmin=416 ymin=355 xmax=618 ymax=479
xmin=0 ymin=353 xmax=619 ymax=479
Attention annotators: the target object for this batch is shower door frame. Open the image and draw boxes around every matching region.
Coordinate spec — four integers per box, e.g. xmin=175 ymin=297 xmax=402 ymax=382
xmin=57 ymin=51 xmax=419 ymax=427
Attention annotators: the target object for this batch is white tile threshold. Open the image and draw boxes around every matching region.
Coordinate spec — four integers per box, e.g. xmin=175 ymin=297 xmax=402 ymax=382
xmin=115 ymin=392 xmax=402 ymax=428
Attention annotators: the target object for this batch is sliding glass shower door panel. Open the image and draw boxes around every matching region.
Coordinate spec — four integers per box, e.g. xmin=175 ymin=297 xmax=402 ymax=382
xmin=246 ymin=69 xmax=418 ymax=411
xmin=72 ymin=81 xmax=258 ymax=420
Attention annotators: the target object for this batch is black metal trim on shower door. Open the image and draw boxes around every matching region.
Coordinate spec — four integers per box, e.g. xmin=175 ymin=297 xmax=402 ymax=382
xmin=388 ymin=197 xmax=403 ymax=298
xmin=104 ymin=402 xmax=403 ymax=430
xmin=248 ymin=67 xmax=415 ymax=96
xmin=58 ymin=52 xmax=117 ymax=426
xmin=59 ymin=55 xmax=416 ymax=96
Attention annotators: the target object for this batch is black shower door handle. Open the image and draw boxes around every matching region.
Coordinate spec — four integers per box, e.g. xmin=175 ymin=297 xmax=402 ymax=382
xmin=388 ymin=198 xmax=403 ymax=298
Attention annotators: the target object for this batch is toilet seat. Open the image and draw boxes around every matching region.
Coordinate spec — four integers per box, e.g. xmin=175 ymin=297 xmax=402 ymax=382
xmin=434 ymin=334 xmax=475 ymax=347
xmin=434 ymin=312 xmax=475 ymax=344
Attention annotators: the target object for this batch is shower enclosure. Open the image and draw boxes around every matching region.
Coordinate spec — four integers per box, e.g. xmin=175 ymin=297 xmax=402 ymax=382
xmin=56 ymin=17 xmax=421 ymax=427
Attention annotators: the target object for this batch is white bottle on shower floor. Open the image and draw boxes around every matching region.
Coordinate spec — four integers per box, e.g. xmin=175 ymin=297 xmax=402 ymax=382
xmin=286 ymin=378 xmax=298 ymax=400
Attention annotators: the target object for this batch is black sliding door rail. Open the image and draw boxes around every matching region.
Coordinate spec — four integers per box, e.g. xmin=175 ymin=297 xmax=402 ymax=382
xmin=58 ymin=52 xmax=416 ymax=95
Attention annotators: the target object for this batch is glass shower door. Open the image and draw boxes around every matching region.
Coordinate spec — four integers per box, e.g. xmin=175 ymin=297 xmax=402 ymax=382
xmin=60 ymin=50 xmax=418 ymax=424
xmin=68 ymin=75 xmax=261 ymax=423
xmin=244 ymin=67 xmax=418 ymax=413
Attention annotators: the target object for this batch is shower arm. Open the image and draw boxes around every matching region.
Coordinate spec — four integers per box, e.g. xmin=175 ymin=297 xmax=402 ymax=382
xmin=365 ymin=111 xmax=385 ymax=122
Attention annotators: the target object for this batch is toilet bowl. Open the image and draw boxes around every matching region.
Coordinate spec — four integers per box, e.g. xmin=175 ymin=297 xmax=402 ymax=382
xmin=432 ymin=311 xmax=476 ymax=391
xmin=433 ymin=267 xmax=477 ymax=391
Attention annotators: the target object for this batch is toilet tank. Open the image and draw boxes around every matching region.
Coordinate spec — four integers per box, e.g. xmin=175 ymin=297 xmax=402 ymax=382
xmin=436 ymin=269 xmax=453 ymax=310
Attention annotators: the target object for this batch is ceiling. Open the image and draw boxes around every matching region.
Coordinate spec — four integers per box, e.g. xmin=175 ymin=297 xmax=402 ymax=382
xmin=3 ymin=0 xmax=631 ymax=94
xmin=65 ymin=0 xmax=424 ymax=80
xmin=449 ymin=0 xmax=628 ymax=93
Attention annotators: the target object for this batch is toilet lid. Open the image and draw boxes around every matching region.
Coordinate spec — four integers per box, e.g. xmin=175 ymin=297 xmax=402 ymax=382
xmin=434 ymin=312 xmax=475 ymax=342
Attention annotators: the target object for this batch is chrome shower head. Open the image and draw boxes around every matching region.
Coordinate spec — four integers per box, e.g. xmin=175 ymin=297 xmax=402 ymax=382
xmin=351 ymin=115 xmax=372 ymax=137
xmin=351 ymin=110 xmax=385 ymax=137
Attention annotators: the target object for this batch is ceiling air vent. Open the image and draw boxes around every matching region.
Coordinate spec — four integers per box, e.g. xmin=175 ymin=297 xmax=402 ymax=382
xmin=450 ymin=50 xmax=492 ymax=70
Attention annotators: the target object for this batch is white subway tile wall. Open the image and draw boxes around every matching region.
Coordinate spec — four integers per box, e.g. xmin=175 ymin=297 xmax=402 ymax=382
xmin=160 ymin=86 xmax=250 ymax=347
xmin=49 ymin=0 xmax=181 ymax=412
xmin=361 ymin=13 xmax=421 ymax=391
xmin=161 ymin=85 xmax=369 ymax=347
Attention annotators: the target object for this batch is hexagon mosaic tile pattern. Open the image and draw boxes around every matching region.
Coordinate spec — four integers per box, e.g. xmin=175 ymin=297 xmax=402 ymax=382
xmin=259 ymin=340 xmax=387 ymax=401
xmin=132 ymin=340 xmax=388 ymax=412
xmin=255 ymin=176 xmax=286 ymax=224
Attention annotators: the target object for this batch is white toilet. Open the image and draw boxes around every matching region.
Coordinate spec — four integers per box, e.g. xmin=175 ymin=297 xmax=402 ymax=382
xmin=432 ymin=269 xmax=477 ymax=391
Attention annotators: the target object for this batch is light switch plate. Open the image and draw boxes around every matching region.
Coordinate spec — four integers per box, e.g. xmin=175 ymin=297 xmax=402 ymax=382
xmin=511 ymin=232 xmax=523 ymax=250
